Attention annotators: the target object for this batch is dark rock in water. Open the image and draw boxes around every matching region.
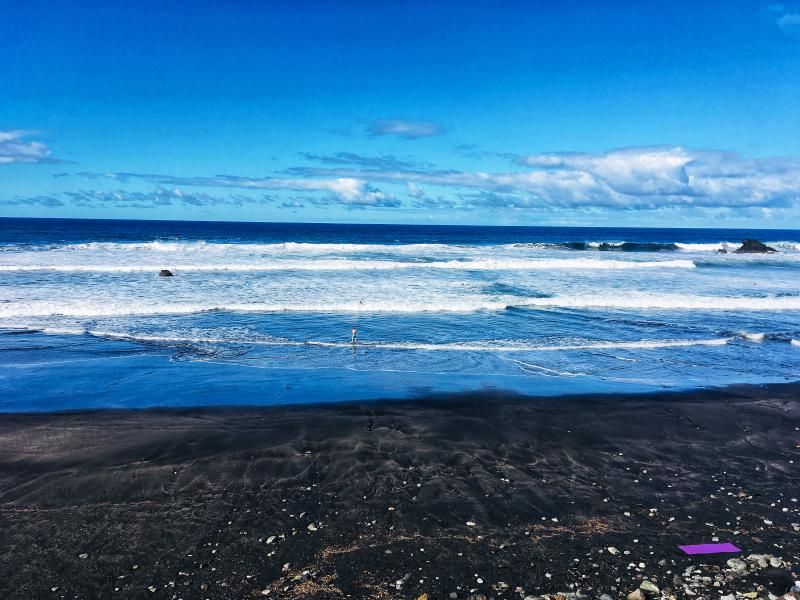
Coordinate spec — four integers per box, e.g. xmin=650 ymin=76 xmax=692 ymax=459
xmin=717 ymin=248 xmax=727 ymax=254
xmin=734 ymin=239 xmax=777 ymax=254
xmin=158 ymin=269 xmax=174 ymax=277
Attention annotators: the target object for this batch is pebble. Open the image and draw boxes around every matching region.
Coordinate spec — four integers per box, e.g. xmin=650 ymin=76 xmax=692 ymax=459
xmin=639 ymin=580 xmax=659 ymax=594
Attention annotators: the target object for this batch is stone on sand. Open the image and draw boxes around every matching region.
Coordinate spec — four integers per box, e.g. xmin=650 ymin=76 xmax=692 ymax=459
xmin=639 ymin=580 xmax=660 ymax=594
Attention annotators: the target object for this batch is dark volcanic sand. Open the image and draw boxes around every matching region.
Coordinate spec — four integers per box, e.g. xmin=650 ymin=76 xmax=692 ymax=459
xmin=0 ymin=384 xmax=799 ymax=600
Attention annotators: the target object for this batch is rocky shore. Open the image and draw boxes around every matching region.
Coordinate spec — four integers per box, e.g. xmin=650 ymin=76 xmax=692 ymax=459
xmin=0 ymin=383 xmax=798 ymax=599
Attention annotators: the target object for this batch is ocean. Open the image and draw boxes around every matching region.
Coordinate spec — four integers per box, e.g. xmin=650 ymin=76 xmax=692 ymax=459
xmin=2 ymin=217 xmax=800 ymax=411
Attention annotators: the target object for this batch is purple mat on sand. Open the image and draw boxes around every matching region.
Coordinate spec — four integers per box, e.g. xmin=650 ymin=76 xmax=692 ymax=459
xmin=679 ymin=543 xmax=741 ymax=555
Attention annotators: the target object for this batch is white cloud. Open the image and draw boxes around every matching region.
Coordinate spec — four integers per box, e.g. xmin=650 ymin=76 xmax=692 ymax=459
xmin=406 ymin=181 xmax=424 ymax=198
xmin=70 ymin=146 xmax=800 ymax=214
xmin=777 ymin=12 xmax=800 ymax=31
xmin=290 ymin=146 xmax=800 ymax=211
xmin=367 ymin=119 xmax=444 ymax=140
xmin=74 ymin=173 xmax=399 ymax=207
xmin=769 ymin=3 xmax=800 ymax=32
xmin=518 ymin=147 xmax=694 ymax=196
xmin=0 ymin=130 xmax=56 ymax=164
xmin=63 ymin=188 xmax=268 ymax=208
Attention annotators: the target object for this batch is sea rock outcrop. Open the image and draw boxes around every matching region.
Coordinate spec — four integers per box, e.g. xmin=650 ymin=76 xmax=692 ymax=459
xmin=158 ymin=269 xmax=174 ymax=277
xmin=734 ymin=239 xmax=777 ymax=254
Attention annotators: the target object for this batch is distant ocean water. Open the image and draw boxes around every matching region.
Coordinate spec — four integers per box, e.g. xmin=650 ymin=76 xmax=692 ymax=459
xmin=2 ymin=218 xmax=800 ymax=411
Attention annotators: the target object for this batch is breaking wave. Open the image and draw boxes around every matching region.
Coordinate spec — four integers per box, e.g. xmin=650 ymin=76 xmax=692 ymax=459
xmin=2 ymin=294 xmax=799 ymax=318
xmin=58 ymin=241 xmax=460 ymax=254
xmin=22 ymin=326 xmax=734 ymax=353
xmin=8 ymin=239 xmax=800 ymax=255
xmin=0 ymin=257 xmax=697 ymax=272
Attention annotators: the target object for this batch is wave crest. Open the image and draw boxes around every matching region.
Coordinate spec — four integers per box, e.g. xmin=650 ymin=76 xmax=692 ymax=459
xmin=2 ymin=294 xmax=799 ymax=318
xmin=0 ymin=257 xmax=697 ymax=272
xmin=21 ymin=327 xmax=735 ymax=353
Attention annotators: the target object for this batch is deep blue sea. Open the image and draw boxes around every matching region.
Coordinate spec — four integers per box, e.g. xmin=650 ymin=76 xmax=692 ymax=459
xmin=2 ymin=217 xmax=800 ymax=411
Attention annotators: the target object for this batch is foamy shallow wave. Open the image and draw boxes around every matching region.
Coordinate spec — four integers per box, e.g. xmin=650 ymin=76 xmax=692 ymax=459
xmin=7 ymin=239 xmax=799 ymax=255
xmin=514 ymin=295 xmax=800 ymax=311
xmin=740 ymin=332 xmax=766 ymax=342
xmin=59 ymin=241 xmax=460 ymax=254
xmin=676 ymin=241 xmax=800 ymax=252
xmin=20 ymin=326 xmax=734 ymax=352
xmin=3 ymin=294 xmax=800 ymax=318
xmin=0 ymin=257 xmax=697 ymax=272
xmin=0 ymin=299 xmax=510 ymax=317
xmin=675 ymin=242 xmax=735 ymax=252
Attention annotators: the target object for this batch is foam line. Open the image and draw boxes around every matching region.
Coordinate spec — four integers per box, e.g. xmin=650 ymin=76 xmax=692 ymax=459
xmin=0 ymin=258 xmax=697 ymax=272
xmin=25 ymin=327 xmax=734 ymax=352
xmin=2 ymin=293 xmax=800 ymax=318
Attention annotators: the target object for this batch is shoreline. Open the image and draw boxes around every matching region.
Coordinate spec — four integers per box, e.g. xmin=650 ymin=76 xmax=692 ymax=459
xmin=1 ymin=379 xmax=798 ymax=417
xmin=1 ymin=383 xmax=798 ymax=599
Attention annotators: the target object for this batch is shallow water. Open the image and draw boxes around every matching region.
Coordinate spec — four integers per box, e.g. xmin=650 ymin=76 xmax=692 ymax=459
xmin=2 ymin=218 xmax=800 ymax=411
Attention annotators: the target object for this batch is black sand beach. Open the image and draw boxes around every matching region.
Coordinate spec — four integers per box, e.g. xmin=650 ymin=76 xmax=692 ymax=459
xmin=1 ymin=384 xmax=799 ymax=600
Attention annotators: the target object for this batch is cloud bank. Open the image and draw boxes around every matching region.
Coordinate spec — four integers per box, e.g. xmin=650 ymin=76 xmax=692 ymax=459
xmin=42 ymin=146 xmax=800 ymax=217
xmin=286 ymin=147 xmax=800 ymax=211
xmin=73 ymin=173 xmax=399 ymax=208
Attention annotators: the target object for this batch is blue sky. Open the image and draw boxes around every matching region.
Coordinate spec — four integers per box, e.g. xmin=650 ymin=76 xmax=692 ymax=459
xmin=1 ymin=0 xmax=799 ymax=227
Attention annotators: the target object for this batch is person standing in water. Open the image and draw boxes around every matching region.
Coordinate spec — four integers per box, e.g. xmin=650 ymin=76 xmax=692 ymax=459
xmin=351 ymin=327 xmax=358 ymax=344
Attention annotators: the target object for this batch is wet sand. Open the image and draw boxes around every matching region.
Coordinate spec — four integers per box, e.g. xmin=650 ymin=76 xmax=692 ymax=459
xmin=0 ymin=384 xmax=799 ymax=599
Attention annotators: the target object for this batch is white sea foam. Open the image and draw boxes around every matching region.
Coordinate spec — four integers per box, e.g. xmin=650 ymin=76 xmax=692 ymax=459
xmin=513 ymin=295 xmax=800 ymax=311
xmin=0 ymin=299 xmax=510 ymax=317
xmin=28 ymin=327 xmax=733 ymax=353
xmin=10 ymin=239 xmax=800 ymax=257
xmin=52 ymin=241 xmax=465 ymax=254
xmin=508 ymin=360 xmax=589 ymax=377
xmin=740 ymin=332 xmax=766 ymax=342
xmin=676 ymin=241 xmax=800 ymax=252
xmin=791 ymin=339 xmax=800 ymax=347
xmin=2 ymin=294 xmax=799 ymax=319
xmin=586 ymin=241 xmax=624 ymax=248
xmin=0 ymin=257 xmax=697 ymax=272
xmin=304 ymin=337 xmax=733 ymax=352
xmin=675 ymin=242 xmax=733 ymax=252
